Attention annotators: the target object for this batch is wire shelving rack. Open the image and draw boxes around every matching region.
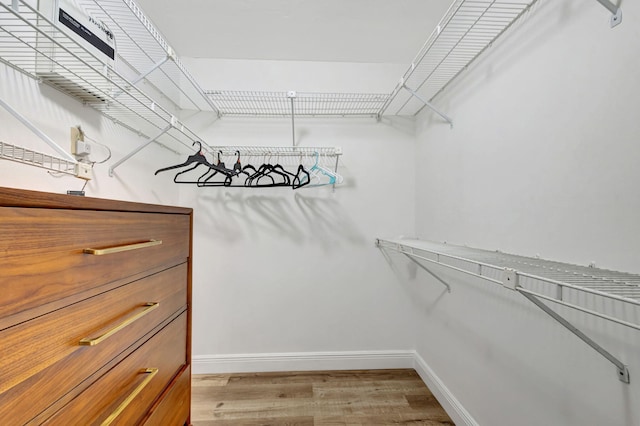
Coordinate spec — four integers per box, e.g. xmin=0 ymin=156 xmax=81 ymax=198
xmin=378 ymin=0 xmax=538 ymax=122
xmin=0 ymin=141 xmax=77 ymax=175
xmin=0 ymin=0 xmax=206 ymax=174
xmin=77 ymin=0 xmax=218 ymax=114
xmin=376 ymin=238 xmax=640 ymax=383
xmin=206 ymin=91 xmax=389 ymax=118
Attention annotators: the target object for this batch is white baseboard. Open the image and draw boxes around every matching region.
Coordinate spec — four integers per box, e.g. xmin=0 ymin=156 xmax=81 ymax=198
xmin=413 ymin=352 xmax=479 ymax=426
xmin=192 ymin=350 xmax=415 ymax=375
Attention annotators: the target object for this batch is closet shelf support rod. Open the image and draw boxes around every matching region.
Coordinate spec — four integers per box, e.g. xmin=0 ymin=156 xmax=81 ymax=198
xmin=109 ymin=124 xmax=171 ymax=176
xmin=402 ymin=85 xmax=453 ymax=128
xmin=0 ymin=97 xmax=77 ymax=163
xmin=519 ymin=290 xmax=629 ymax=383
xmin=595 ymin=0 xmax=622 ymax=27
xmin=288 ymin=91 xmax=296 ymax=147
xmin=113 ymin=56 xmax=170 ymax=99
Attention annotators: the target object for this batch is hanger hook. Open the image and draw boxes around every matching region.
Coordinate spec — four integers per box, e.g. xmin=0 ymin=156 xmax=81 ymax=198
xmin=217 ymin=150 xmax=222 ymax=164
xmin=193 ymin=141 xmax=202 ymax=153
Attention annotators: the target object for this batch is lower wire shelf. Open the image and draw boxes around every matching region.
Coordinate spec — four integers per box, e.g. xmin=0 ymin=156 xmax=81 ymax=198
xmin=376 ymin=238 xmax=640 ymax=383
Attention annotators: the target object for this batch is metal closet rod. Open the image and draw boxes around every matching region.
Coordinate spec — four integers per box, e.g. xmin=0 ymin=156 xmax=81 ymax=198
xmin=375 ymin=238 xmax=633 ymax=383
xmin=206 ymin=146 xmax=342 ymax=157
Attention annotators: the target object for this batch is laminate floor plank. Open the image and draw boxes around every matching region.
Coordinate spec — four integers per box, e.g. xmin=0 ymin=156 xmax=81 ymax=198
xmin=192 ymin=369 xmax=454 ymax=426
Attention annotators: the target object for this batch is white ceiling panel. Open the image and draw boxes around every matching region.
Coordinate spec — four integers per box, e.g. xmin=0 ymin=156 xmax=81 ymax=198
xmin=134 ymin=0 xmax=453 ymax=63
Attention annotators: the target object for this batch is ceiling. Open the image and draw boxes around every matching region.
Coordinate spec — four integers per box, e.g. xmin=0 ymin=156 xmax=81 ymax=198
xmin=134 ymin=0 xmax=453 ymax=64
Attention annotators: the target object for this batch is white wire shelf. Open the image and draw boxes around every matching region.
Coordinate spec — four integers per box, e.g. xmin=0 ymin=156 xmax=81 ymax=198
xmin=376 ymin=238 xmax=638 ymax=383
xmin=379 ymin=0 xmax=538 ymax=118
xmin=1 ymin=141 xmax=77 ymax=175
xmin=77 ymin=0 xmax=219 ymax=114
xmin=206 ymin=91 xmax=389 ymax=118
xmin=0 ymin=0 xmax=202 ymax=156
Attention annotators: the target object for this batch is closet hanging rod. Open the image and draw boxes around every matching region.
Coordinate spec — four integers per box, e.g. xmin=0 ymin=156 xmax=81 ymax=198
xmin=376 ymin=238 xmax=637 ymax=383
xmin=206 ymin=146 xmax=342 ymax=158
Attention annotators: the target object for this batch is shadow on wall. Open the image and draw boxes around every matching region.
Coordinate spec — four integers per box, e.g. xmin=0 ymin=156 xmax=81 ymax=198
xmin=194 ymin=190 xmax=366 ymax=251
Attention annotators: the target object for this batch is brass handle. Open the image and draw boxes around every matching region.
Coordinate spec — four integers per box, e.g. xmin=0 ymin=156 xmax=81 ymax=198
xmin=79 ymin=302 xmax=159 ymax=346
xmin=83 ymin=239 xmax=162 ymax=255
xmin=101 ymin=368 xmax=159 ymax=426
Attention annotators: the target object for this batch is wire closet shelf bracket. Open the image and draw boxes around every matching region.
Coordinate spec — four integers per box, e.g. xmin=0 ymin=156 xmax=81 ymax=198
xmin=376 ymin=238 xmax=640 ymax=384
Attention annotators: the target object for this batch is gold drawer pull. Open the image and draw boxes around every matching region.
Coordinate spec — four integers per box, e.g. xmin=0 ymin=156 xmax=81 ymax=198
xmin=79 ymin=302 xmax=159 ymax=346
xmin=101 ymin=368 xmax=159 ymax=426
xmin=83 ymin=239 xmax=162 ymax=255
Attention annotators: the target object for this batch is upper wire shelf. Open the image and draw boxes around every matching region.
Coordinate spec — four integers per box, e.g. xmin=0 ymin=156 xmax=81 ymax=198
xmin=77 ymin=0 xmax=219 ymax=114
xmin=379 ymin=0 xmax=538 ymax=117
xmin=0 ymin=0 xmax=202 ymax=155
xmin=206 ymin=91 xmax=390 ymax=118
xmin=377 ymin=238 xmax=639 ymax=382
xmin=377 ymin=238 xmax=640 ymax=326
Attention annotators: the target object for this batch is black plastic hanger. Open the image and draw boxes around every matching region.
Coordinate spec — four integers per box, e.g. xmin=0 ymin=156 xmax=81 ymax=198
xmin=154 ymin=142 xmax=230 ymax=178
xmin=292 ymin=164 xmax=310 ymax=189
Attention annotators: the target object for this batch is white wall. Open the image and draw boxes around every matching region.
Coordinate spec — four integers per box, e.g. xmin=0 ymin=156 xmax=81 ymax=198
xmin=0 ymin=64 xmax=181 ymax=204
xmin=179 ymin=58 xmax=420 ymax=373
xmin=408 ymin=1 xmax=640 ymax=425
xmin=179 ymin=119 xmax=418 ymax=371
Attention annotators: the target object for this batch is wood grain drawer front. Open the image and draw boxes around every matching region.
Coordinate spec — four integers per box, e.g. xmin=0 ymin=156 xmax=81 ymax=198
xmin=0 ymin=207 xmax=190 ymax=328
xmin=44 ymin=312 xmax=187 ymax=426
xmin=0 ymin=264 xmax=187 ymax=425
xmin=143 ymin=365 xmax=191 ymax=426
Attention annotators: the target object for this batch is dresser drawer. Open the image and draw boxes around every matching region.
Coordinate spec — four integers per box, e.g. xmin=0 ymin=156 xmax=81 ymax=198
xmin=143 ymin=365 xmax=191 ymax=426
xmin=0 ymin=207 xmax=190 ymax=328
xmin=0 ymin=264 xmax=187 ymax=425
xmin=43 ymin=312 xmax=188 ymax=426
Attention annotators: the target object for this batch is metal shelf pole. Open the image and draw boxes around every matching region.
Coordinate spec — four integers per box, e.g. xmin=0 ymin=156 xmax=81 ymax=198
xmin=519 ymin=291 xmax=630 ymax=383
xmin=402 ymin=252 xmax=451 ymax=293
xmin=402 ymin=85 xmax=453 ymax=128
xmin=108 ymin=124 xmax=171 ymax=176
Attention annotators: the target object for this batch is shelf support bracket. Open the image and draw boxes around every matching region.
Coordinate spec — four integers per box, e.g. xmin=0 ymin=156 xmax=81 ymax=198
xmin=130 ymin=55 xmax=170 ymax=87
xmin=518 ymin=290 xmax=630 ymax=383
xmin=402 ymin=85 xmax=453 ymax=128
xmin=109 ymin=124 xmax=171 ymax=176
xmin=0 ymin=97 xmax=78 ymax=163
xmin=595 ymin=0 xmax=622 ymax=28
xmin=288 ymin=91 xmax=296 ymax=147
xmin=402 ymin=252 xmax=451 ymax=293
xmin=112 ymin=56 xmax=170 ymax=99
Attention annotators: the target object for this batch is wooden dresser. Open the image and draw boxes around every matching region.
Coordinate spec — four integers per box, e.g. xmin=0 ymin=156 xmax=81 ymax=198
xmin=0 ymin=187 xmax=192 ymax=425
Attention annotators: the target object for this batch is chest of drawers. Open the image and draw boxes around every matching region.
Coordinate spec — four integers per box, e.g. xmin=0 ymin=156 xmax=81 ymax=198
xmin=0 ymin=187 xmax=192 ymax=425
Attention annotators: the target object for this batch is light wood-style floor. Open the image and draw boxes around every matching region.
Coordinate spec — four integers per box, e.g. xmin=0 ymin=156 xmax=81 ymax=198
xmin=191 ymin=369 xmax=454 ymax=425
